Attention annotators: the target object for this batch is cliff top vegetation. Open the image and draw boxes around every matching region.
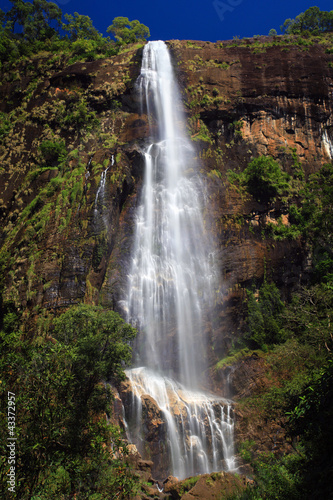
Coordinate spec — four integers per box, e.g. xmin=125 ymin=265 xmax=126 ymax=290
xmin=0 ymin=0 xmax=150 ymax=68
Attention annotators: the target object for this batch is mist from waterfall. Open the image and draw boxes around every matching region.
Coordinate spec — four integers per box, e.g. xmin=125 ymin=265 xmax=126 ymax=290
xmin=122 ymin=40 xmax=235 ymax=480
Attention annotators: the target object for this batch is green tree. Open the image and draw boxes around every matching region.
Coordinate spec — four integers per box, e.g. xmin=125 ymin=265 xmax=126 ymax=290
xmin=39 ymin=139 xmax=67 ymax=165
xmin=53 ymin=304 xmax=136 ymax=384
xmin=0 ymin=304 xmax=137 ymax=498
xmin=288 ymin=163 xmax=333 ymax=284
xmin=246 ymin=281 xmax=285 ymax=348
xmin=107 ymin=16 xmax=150 ymax=44
xmin=243 ymin=156 xmax=290 ymax=203
xmin=281 ymin=6 xmax=333 ymax=34
xmin=27 ymin=0 xmax=62 ymax=41
xmin=62 ymin=12 xmax=102 ymax=41
xmin=5 ymin=0 xmax=62 ymax=41
xmin=4 ymin=0 xmax=33 ymax=33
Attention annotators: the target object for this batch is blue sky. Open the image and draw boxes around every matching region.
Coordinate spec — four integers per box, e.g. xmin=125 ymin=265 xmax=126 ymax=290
xmin=1 ymin=0 xmax=333 ymax=41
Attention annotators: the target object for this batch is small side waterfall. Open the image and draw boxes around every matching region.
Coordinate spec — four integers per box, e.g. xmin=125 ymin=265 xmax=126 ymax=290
xmin=121 ymin=41 xmax=235 ymax=480
xmin=93 ymin=155 xmax=114 ymax=232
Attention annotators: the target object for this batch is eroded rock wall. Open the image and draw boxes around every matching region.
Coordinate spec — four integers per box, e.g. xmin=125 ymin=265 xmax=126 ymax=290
xmin=0 ymin=46 xmax=147 ymax=324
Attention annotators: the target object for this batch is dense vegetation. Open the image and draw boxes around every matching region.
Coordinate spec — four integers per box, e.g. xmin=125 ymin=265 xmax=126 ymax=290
xmin=224 ymin=157 xmax=333 ymax=498
xmin=0 ymin=0 xmax=150 ymax=67
xmin=0 ymin=304 xmax=139 ymax=498
xmin=281 ymin=6 xmax=333 ymax=35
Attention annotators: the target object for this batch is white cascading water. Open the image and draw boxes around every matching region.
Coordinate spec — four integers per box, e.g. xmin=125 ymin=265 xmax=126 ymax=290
xmin=122 ymin=41 xmax=235 ymax=480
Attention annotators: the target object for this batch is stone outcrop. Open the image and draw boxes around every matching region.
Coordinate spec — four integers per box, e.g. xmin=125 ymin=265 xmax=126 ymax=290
xmin=163 ymin=471 xmax=250 ymax=499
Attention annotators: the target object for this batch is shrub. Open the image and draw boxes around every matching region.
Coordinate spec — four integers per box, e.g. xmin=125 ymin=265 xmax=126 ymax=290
xmin=243 ymin=156 xmax=290 ymax=203
xmin=39 ymin=140 xmax=67 ymax=164
xmin=246 ymin=281 xmax=285 ymax=348
xmin=63 ymin=99 xmax=99 ymax=131
xmin=0 ymin=111 xmax=12 ymax=138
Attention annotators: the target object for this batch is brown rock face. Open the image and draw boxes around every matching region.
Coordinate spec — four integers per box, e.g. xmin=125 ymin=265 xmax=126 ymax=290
xmin=0 ymin=45 xmax=146 ymax=317
xmin=117 ymin=379 xmax=170 ymax=479
xmin=169 ymin=38 xmax=333 ymax=171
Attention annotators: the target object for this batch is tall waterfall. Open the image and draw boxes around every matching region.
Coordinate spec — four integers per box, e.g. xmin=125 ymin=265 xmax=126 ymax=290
xmin=122 ymin=41 xmax=234 ymax=480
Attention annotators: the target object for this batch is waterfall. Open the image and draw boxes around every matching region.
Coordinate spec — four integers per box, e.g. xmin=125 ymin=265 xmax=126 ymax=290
xmin=93 ymin=155 xmax=114 ymax=232
xmin=122 ymin=40 xmax=235 ymax=480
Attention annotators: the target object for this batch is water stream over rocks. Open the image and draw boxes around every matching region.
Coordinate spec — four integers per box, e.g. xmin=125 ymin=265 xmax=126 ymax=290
xmin=121 ymin=40 xmax=235 ymax=480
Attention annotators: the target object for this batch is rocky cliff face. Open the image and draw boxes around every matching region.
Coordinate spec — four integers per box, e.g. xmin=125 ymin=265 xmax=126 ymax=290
xmin=0 ymin=45 xmax=146 ymax=320
xmin=1 ymin=36 xmax=333 ymax=486
xmin=1 ymin=37 xmax=332 ymax=323
xmin=167 ymin=36 xmax=333 ymax=358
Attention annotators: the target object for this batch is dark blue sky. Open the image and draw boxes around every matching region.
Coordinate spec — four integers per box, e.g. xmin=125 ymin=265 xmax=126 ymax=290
xmin=1 ymin=0 xmax=333 ymax=41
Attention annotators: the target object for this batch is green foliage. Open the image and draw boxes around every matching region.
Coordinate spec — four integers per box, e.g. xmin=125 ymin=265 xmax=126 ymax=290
xmin=39 ymin=139 xmax=67 ymax=164
xmin=107 ymin=16 xmax=150 ymax=44
xmin=283 ymin=284 xmax=333 ymax=349
xmin=220 ymin=61 xmax=230 ymax=69
xmin=246 ymin=281 xmax=285 ymax=348
xmin=227 ymin=158 xmax=333 ymax=498
xmin=305 ymin=162 xmax=333 ymax=241
xmin=238 ymin=439 xmax=256 ymax=463
xmin=179 ymin=476 xmax=200 ymax=496
xmin=53 ymin=304 xmax=136 ymax=381
xmin=63 ymin=99 xmax=99 ymax=131
xmin=245 ymin=452 xmax=304 ymax=499
xmin=0 ymin=0 xmax=119 ymax=66
xmin=5 ymin=0 xmax=62 ymax=42
xmin=238 ymin=362 xmax=333 ymax=500
xmin=279 ymin=162 xmax=333 ymax=283
xmin=226 ymin=155 xmax=291 ymax=203
xmin=0 ymin=111 xmax=13 ymax=138
xmin=0 ymin=304 xmax=137 ymax=498
xmin=215 ymin=348 xmax=263 ymax=371
xmin=235 ymin=356 xmax=333 ymax=500
xmin=281 ymin=6 xmax=333 ymax=35
xmin=62 ymin=12 xmax=101 ymax=41
xmin=265 ymin=218 xmax=302 ymax=241
xmin=287 ymin=359 xmax=333 ymax=448
xmin=191 ymin=120 xmax=212 ymax=143
xmin=243 ymin=156 xmax=291 ymax=203
xmin=229 ymin=120 xmax=243 ymax=138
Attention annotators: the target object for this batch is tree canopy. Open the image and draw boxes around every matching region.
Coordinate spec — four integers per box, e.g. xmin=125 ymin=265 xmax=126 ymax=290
xmin=0 ymin=304 xmax=138 ymax=498
xmin=62 ymin=12 xmax=102 ymax=41
xmin=107 ymin=16 xmax=150 ymax=44
xmin=5 ymin=0 xmax=62 ymax=41
xmin=0 ymin=1 xmax=151 ymax=65
xmin=242 ymin=155 xmax=291 ymax=203
xmin=281 ymin=6 xmax=333 ymax=34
